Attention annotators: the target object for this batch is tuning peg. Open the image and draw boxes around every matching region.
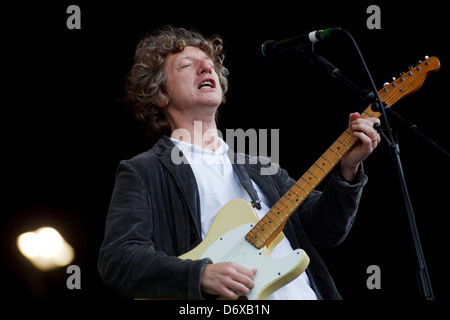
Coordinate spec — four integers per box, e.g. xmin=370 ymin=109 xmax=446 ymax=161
xmin=383 ymin=82 xmax=390 ymax=87
xmin=424 ymin=55 xmax=429 ymax=60
xmin=373 ymin=123 xmax=382 ymax=133
xmin=416 ymin=60 xmax=423 ymax=65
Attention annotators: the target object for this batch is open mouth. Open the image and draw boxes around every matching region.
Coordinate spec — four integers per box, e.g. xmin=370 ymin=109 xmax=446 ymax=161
xmin=198 ymin=79 xmax=216 ymax=90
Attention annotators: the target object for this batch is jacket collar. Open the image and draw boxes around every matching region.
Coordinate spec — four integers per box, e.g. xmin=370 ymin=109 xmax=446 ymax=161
xmin=154 ymin=136 xmax=202 ymax=237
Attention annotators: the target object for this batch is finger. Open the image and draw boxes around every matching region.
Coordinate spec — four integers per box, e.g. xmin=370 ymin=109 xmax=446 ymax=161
xmin=374 ymin=134 xmax=381 ymax=146
xmin=353 ymin=130 xmax=380 ymax=150
xmin=219 ymin=263 xmax=256 ymax=295
xmin=350 ymin=113 xmax=380 ymax=124
xmin=220 ymin=286 xmax=240 ymax=300
xmin=353 ymin=130 xmax=372 ymax=145
xmin=352 ymin=117 xmax=379 ymax=127
xmin=351 ymin=120 xmax=379 ymax=141
xmin=232 ymin=263 xmax=256 ymax=281
xmin=364 ymin=117 xmax=381 ymax=130
xmin=348 ymin=112 xmax=361 ymax=127
xmin=231 ymin=268 xmax=256 ymax=290
xmin=223 ymin=276 xmax=252 ymax=296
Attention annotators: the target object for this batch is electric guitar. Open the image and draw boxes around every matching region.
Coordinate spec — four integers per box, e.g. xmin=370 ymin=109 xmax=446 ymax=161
xmin=176 ymin=57 xmax=441 ymax=299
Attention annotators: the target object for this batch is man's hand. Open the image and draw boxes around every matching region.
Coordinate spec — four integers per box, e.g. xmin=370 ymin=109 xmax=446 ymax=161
xmin=201 ymin=262 xmax=257 ymax=299
xmin=340 ymin=112 xmax=381 ymax=181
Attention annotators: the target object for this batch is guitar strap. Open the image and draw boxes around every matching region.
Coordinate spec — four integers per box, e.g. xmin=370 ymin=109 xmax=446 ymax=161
xmin=231 ymin=159 xmax=262 ymax=210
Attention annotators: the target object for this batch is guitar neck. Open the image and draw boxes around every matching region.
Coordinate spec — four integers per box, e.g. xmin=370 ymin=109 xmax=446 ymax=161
xmin=245 ymin=56 xmax=440 ymax=249
xmin=245 ymin=105 xmax=380 ymax=249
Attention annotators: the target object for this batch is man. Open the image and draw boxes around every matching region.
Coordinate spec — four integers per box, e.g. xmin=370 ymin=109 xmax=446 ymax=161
xmin=98 ymin=26 xmax=381 ymax=300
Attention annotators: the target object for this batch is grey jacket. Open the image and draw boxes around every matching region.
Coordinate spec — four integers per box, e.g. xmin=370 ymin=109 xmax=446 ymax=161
xmin=98 ymin=135 xmax=368 ymax=299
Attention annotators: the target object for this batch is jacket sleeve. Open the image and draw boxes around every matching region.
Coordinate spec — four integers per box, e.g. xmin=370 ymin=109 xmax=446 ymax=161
xmin=97 ymin=161 xmax=210 ymax=299
xmin=280 ymin=163 xmax=368 ymax=248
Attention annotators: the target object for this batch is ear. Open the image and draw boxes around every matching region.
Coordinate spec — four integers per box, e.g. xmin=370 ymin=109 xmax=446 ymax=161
xmin=156 ymin=90 xmax=170 ymax=107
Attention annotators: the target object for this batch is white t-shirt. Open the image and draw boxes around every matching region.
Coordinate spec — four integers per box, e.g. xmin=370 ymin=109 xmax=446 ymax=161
xmin=171 ymin=137 xmax=318 ymax=300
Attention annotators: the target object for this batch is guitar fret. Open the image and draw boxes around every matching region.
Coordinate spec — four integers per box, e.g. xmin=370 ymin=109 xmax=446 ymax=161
xmin=265 ymin=212 xmax=284 ymax=228
xmin=254 ymin=232 xmax=269 ymax=242
xmin=287 ymin=190 xmax=304 ymax=202
xmin=294 ymin=182 xmax=310 ymax=196
xmin=345 ymin=129 xmax=358 ymax=140
xmin=247 ymin=228 xmax=263 ymax=239
xmin=254 ymin=227 xmax=271 ymax=240
xmin=363 ymin=110 xmax=373 ymax=118
xmin=314 ymin=163 xmax=328 ymax=174
xmin=328 ymin=147 xmax=342 ymax=159
xmin=340 ymin=137 xmax=355 ymax=148
xmin=260 ymin=217 xmax=276 ymax=232
xmin=279 ymin=200 xmax=294 ymax=213
xmin=300 ymin=176 xmax=315 ymax=189
xmin=245 ymin=229 xmax=259 ymax=244
xmin=307 ymin=170 xmax=321 ymax=181
xmin=266 ymin=207 xmax=282 ymax=227
xmin=320 ymin=155 xmax=335 ymax=167
xmin=283 ymin=194 xmax=298 ymax=207
xmin=332 ymin=140 xmax=349 ymax=156
xmin=252 ymin=236 xmax=264 ymax=247
xmin=272 ymin=207 xmax=290 ymax=219
xmin=249 ymin=226 xmax=269 ymax=241
xmin=336 ymin=139 xmax=350 ymax=150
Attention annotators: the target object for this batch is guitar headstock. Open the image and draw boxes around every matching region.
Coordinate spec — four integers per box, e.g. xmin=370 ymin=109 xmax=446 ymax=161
xmin=378 ymin=56 xmax=440 ymax=107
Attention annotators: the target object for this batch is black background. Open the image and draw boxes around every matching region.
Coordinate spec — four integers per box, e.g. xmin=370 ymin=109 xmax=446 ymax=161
xmin=1 ymin=0 xmax=448 ymax=310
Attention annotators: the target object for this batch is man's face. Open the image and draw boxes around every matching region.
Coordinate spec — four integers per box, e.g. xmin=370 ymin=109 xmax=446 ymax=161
xmin=162 ymin=46 xmax=223 ymax=112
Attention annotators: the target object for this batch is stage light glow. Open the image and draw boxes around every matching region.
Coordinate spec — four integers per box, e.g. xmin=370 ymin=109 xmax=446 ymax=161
xmin=17 ymin=227 xmax=74 ymax=271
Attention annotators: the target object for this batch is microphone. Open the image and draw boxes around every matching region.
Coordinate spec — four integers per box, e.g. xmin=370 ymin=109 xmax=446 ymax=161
xmin=261 ymin=27 xmax=341 ymax=60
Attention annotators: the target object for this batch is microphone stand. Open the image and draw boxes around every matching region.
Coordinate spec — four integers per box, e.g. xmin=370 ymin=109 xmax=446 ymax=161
xmin=303 ymin=48 xmax=435 ymax=300
xmin=384 ymin=107 xmax=450 ymax=159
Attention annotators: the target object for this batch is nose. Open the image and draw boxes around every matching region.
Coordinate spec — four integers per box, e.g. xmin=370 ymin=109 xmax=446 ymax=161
xmin=199 ymin=60 xmax=213 ymax=75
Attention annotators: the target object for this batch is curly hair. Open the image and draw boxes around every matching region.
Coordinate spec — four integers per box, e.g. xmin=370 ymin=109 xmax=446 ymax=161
xmin=124 ymin=26 xmax=229 ymax=142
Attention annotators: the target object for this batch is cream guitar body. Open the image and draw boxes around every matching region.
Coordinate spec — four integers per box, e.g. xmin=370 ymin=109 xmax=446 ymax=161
xmin=179 ymin=199 xmax=310 ymax=300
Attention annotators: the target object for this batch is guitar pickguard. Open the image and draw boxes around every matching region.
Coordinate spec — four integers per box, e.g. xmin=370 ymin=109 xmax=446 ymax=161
xmin=200 ymin=223 xmax=309 ymax=300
